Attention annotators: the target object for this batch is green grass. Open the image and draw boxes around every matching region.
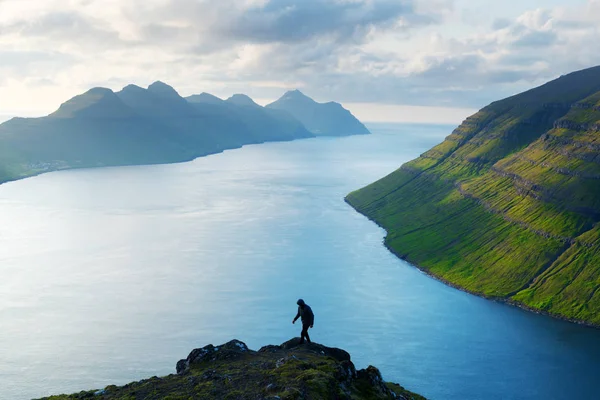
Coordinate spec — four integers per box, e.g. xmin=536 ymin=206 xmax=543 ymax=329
xmin=347 ymin=67 xmax=600 ymax=326
xmin=37 ymin=340 xmax=425 ymax=400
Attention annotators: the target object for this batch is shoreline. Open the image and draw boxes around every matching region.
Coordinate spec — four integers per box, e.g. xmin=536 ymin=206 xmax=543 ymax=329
xmin=344 ymin=197 xmax=600 ymax=331
xmin=0 ymin=134 xmax=325 ymax=188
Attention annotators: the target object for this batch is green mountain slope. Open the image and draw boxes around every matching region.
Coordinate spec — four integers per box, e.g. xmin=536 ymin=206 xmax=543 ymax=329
xmin=267 ymin=90 xmax=370 ymax=136
xmin=38 ymin=339 xmax=425 ymax=400
xmin=346 ymin=66 xmax=600 ymax=326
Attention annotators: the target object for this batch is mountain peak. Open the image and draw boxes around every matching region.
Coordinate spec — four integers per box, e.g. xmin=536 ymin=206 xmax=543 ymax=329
xmin=147 ymin=81 xmax=181 ymax=98
xmin=120 ymin=84 xmax=145 ymax=93
xmin=116 ymin=81 xmax=194 ymax=117
xmin=266 ymin=90 xmax=369 ymax=136
xmin=86 ymin=87 xmax=115 ymax=96
xmin=49 ymin=87 xmax=133 ymax=119
xmin=226 ymin=94 xmax=260 ymax=107
xmin=289 ymin=89 xmax=306 ymax=95
xmin=186 ymin=92 xmax=225 ymax=105
xmin=281 ymin=89 xmax=313 ymax=101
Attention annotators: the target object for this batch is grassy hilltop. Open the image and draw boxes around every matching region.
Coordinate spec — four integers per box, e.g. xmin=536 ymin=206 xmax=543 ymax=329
xmin=346 ymin=66 xmax=600 ymax=326
xmin=38 ymin=339 xmax=424 ymax=400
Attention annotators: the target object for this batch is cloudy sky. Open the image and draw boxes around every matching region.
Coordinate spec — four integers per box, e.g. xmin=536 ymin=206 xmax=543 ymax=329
xmin=1 ymin=0 xmax=599 ymax=123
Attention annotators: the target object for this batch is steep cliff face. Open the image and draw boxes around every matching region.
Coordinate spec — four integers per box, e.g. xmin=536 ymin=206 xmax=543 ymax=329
xmin=346 ymin=66 xmax=600 ymax=326
xmin=37 ymin=339 xmax=425 ymax=400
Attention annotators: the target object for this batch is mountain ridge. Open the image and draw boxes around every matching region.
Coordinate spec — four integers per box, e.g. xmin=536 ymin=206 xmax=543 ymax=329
xmin=187 ymin=91 xmax=315 ymax=143
xmin=186 ymin=92 xmax=225 ymax=105
xmin=0 ymin=83 xmax=368 ymax=185
xmin=49 ymin=87 xmax=136 ymax=119
xmin=226 ymin=93 xmax=261 ymax=107
xmin=346 ymin=65 xmax=600 ymax=327
xmin=267 ymin=89 xmax=370 ymax=136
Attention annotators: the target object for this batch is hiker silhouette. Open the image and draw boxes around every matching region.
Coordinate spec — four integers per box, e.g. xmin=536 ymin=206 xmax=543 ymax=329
xmin=292 ymin=298 xmax=314 ymax=344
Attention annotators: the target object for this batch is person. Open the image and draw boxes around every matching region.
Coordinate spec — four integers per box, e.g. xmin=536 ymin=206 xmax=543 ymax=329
xmin=292 ymin=298 xmax=314 ymax=344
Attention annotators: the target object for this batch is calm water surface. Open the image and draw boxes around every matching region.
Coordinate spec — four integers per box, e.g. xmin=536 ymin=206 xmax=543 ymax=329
xmin=1 ymin=123 xmax=599 ymax=400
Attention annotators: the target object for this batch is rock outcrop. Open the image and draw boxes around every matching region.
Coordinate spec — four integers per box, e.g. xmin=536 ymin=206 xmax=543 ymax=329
xmin=38 ymin=339 xmax=424 ymax=400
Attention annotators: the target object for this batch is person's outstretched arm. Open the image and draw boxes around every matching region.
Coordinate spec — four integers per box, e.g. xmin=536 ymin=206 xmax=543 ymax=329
xmin=292 ymin=307 xmax=300 ymax=324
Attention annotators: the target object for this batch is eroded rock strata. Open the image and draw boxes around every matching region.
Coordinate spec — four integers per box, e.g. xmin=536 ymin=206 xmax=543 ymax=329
xmin=346 ymin=66 xmax=600 ymax=327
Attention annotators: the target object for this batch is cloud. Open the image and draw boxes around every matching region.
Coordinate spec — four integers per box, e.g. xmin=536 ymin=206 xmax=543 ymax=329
xmin=375 ymin=1 xmax=600 ymax=106
xmin=0 ymin=50 xmax=75 ymax=86
xmin=0 ymin=0 xmax=438 ymax=107
xmin=1 ymin=0 xmax=600 ymax=116
xmin=126 ymin=0 xmax=432 ymax=54
xmin=6 ymin=11 xmax=115 ymax=40
xmin=511 ymin=30 xmax=557 ymax=48
xmin=0 ymin=7 xmax=126 ymax=53
xmin=492 ymin=18 xmax=511 ymax=30
xmin=226 ymin=0 xmax=423 ymax=43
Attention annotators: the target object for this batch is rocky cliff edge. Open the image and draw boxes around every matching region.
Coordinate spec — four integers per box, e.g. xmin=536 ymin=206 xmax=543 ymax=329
xmin=38 ymin=339 xmax=425 ymax=400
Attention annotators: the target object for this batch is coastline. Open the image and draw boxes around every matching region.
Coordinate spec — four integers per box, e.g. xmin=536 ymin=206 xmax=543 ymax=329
xmin=0 ymin=135 xmax=321 ymax=188
xmin=343 ymin=197 xmax=600 ymax=330
xmin=3 ymin=131 xmax=595 ymax=331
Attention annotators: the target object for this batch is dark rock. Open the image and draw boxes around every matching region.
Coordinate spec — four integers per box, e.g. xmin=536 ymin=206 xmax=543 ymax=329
xmin=336 ymin=360 xmax=357 ymax=382
xmin=187 ymin=376 xmax=198 ymax=385
xmin=258 ymin=344 xmax=281 ymax=353
xmin=175 ymin=359 xmax=188 ymax=375
xmin=275 ymin=357 xmax=288 ymax=368
xmin=265 ymin=383 xmax=279 ymax=392
xmin=38 ymin=338 xmax=425 ymax=400
xmin=357 ymin=365 xmax=390 ymax=396
xmin=278 ymin=338 xmax=351 ymax=362
xmin=176 ymin=339 xmax=252 ymax=374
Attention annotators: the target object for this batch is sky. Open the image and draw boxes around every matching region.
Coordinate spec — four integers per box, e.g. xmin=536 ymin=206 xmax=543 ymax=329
xmin=1 ymin=0 xmax=599 ymax=124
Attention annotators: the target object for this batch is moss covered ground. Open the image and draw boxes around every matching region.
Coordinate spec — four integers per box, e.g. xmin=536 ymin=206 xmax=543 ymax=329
xmin=36 ymin=339 xmax=424 ymax=400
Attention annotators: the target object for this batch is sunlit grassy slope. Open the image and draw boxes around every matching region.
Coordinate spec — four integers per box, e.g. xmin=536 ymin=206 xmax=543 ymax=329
xmin=346 ymin=66 xmax=600 ymax=326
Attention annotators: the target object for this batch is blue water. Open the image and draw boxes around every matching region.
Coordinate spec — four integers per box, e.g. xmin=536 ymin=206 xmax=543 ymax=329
xmin=0 ymin=123 xmax=599 ymax=400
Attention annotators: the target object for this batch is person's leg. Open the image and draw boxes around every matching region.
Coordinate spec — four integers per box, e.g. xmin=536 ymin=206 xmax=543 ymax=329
xmin=300 ymin=324 xmax=309 ymax=344
xmin=302 ymin=324 xmax=311 ymax=343
xmin=299 ymin=325 xmax=306 ymax=344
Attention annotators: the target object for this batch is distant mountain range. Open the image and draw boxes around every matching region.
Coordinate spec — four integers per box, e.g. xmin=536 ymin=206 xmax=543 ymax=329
xmin=0 ymin=83 xmax=369 ymax=184
xmin=346 ymin=65 xmax=600 ymax=327
xmin=267 ymin=89 xmax=370 ymax=136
